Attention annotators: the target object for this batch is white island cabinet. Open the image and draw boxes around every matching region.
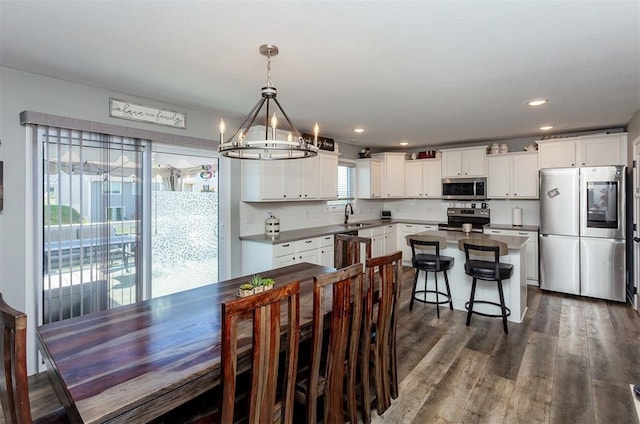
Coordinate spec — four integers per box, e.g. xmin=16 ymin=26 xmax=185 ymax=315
xmin=484 ymin=227 xmax=539 ymax=285
xmin=408 ymin=230 xmax=528 ymax=323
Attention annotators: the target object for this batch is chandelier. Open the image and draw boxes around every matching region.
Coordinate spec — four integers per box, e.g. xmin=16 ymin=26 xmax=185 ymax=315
xmin=217 ymin=44 xmax=318 ymax=160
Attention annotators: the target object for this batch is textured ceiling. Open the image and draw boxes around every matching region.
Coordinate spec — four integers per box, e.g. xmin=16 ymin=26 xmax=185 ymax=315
xmin=1 ymin=1 xmax=639 ymax=149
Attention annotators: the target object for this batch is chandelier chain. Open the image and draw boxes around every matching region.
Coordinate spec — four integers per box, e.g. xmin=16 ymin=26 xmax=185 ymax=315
xmin=265 ymin=54 xmax=273 ymax=87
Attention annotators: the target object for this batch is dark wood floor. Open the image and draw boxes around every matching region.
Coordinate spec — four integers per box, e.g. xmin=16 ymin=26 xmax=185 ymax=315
xmin=374 ymin=268 xmax=640 ymax=424
xmin=4 ymin=267 xmax=640 ymax=424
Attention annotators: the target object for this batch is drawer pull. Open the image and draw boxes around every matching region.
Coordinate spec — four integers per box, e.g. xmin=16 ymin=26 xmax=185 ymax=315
xmin=282 ymin=243 xmax=290 ymax=247
xmin=305 ymin=240 xmax=312 ymax=243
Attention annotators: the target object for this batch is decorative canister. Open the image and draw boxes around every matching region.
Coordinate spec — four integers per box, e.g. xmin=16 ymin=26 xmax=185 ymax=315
xmin=265 ymin=213 xmax=280 ymax=236
xmin=512 ymin=207 xmax=523 ymax=226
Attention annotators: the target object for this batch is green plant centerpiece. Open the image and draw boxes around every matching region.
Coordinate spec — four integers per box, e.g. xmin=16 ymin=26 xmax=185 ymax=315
xmin=250 ymin=274 xmax=264 ymax=293
xmin=262 ymin=278 xmax=275 ymax=290
xmin=238 ymin=283 xmax=254 ymax=297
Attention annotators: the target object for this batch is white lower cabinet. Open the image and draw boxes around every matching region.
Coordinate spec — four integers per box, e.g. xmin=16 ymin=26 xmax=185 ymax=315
xmin=360 ymin=226 xmax=385 ymax=258
xmin=398 ymin=223 xmax=438 ymax=265
xmin=383 ymin=224 xmax=397 ymax=255
xmin=242 ymin=235 xmax=333 ymax=275
xmin=483 ymin=228 xmax=539 ymax=285
xmin=318 ymin=234 xmax=335 ymax=267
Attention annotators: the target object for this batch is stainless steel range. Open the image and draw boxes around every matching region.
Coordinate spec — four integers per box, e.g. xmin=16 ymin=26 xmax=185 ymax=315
xmin=438 ymin=208 xmax=490 ymax=233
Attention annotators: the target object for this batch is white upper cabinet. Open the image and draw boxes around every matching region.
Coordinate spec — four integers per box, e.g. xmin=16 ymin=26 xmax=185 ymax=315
xmin=356 ymin=159 xmax=383 ymax=199
xmin=372 ymin=152 xmax=406 ymax=198
xmin=538 ymin=133 xmax=627 ymax=169
xmin=487 ymin=152 xmax=538 ymax=199
xmin=318 ymin=153 xmax=338 ymax=199
xmin=242 ymin=153 xmax=333 ymax=201
xmin=577 ymin=134 xmax=627 ymax=167
xmin=405 ymin=159 xmax=442 ymax=198
xmin=441 ymin=146 xmax=487 ymax=177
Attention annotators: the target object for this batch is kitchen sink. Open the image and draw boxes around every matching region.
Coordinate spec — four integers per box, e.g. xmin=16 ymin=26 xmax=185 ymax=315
xmin=341 ymin=223 xmax=372 ymax=229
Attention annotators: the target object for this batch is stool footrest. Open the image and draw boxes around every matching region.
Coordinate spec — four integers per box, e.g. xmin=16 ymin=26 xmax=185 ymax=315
xmin=464 ymin=300 xmax=511 ymax=319
xmin=413 ymin=290 xmax=452 ymax=306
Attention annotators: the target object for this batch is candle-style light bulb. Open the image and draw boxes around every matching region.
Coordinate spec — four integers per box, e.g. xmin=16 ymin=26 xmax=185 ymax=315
xmin=313 ymin=122 xmax=319 ymax=146
xmin=219 ymin=119 xmax=226 ymax=143
xmin=271 ymin=113 xmax=278 ymax=140
xmin=287 ymin=132 xmax=292 ymax=142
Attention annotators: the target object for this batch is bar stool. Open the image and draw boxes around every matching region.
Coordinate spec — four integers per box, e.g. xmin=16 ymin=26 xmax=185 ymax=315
xmin=407 ymin=235 xmax=454 ymax=318
xmin=458 ymin=239 xmax=513 ymax=333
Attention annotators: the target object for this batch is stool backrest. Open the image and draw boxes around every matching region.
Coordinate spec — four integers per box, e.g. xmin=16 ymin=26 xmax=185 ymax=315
xmin=460 ymin=240 xmax=508 ymax=280
xmin=457 ymin=238 xmax=508 ymax=257
xmin=334 ymin=234 xmax=372 ymax=269
xmin=407 ymin=235 xmax=446 ymax=267
xmin=0 ymin=294 xmax=32 ymax=424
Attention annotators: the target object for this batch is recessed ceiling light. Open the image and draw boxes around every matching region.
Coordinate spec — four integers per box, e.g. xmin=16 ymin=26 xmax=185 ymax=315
xmin=528 ymin=98 xmax=548 ymax=107
xmin=539 ymin=125 xmax=553 ymax=131
xmin=353 ymin=128 xmax=365 ymax=133
xmin=400 ymin=142 xmax=408 ymax=146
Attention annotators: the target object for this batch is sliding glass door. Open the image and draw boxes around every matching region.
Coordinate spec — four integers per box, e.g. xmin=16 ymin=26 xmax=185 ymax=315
xmin=41 ymin=127 xmax=143 ymax=323
xmin=39 ymin=127 xmax=218 ymax=323
xmin=150 ymin=145 xmax=218 ymax=298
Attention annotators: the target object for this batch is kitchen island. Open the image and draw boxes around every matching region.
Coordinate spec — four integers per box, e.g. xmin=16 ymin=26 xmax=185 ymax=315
xmin=408 ymin=230 xmax=529 ymax=323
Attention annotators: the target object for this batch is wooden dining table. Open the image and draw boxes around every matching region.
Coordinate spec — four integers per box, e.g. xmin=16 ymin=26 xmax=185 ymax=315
xmin=37 ymin=262 xmax=334 ymax=424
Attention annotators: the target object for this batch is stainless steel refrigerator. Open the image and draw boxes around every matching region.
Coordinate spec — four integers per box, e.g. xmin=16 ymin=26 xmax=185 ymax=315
xmin=539 ymin=166 xmax=626 ymax=301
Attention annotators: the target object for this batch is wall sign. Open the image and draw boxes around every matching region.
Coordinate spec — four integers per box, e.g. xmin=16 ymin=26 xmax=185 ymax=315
xmin=109 ymin=98 xmax=186 ymax=129
xmin=301 ymin=132 xmax=335 ymax=152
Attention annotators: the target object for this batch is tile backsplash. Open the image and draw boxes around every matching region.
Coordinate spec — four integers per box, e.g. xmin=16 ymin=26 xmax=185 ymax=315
xmin=239 ymin=198 xmax=539 ymax=236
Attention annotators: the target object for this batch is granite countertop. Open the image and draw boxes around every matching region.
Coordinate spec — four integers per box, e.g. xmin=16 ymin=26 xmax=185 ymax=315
xmin=240 ymin=219 xmax=444 ymax=244
xmin=484 ymin=224 xmax=540 ymax=232
xmin=411 ymin=229 xmax=529 ymax=250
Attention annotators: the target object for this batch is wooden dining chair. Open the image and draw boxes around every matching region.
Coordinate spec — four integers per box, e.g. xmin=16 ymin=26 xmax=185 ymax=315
xmin=334 ymin=234 xmax=372 ymax=269
xmin=221 ymin=280 xmax=300 ymax=424
xmin=361 ymin=250 xmax=403 ymax=423
xmin=0 ymin=294 xmax=68 ymax=424
xmin=295 ymin=263 xmax=365 ymax=424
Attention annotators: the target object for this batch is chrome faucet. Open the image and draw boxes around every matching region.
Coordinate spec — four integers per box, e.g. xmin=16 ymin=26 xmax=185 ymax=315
xmin=344 ymin=202 xmax=354 ymax=224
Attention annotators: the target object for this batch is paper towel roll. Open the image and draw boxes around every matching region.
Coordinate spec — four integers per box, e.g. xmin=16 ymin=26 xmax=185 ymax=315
xmin=512 ymin=207 xmax=523 ymax=226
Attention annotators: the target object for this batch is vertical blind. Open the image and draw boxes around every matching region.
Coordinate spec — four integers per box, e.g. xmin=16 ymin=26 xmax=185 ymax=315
xmin=40 ymin=125 xmax=144 ymax=323
xmin=328 ymin=161 xmax=356 ymax=206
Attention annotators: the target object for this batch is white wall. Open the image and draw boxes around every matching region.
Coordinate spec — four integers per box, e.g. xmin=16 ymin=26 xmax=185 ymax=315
xmin=0 ymin=66 xmax=240 ymax=372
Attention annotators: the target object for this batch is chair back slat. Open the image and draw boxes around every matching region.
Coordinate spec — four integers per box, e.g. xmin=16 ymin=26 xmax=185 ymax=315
xmin=221 ymin=281 xmax=300 ymax=424
xmin=0 ymin=294 xmax=32 ymax=424
xmin=306 ymin=263 xmax=364 ymax=424
xmin=335 ymin=234 xmax=372 ymax=268
xmin=364 ymin=250 xmax=403 ymax=417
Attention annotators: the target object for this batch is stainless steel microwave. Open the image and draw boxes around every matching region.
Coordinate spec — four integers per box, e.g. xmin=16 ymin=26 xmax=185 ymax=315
xmin=442 ymin=177 xmax=487 ymax=200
